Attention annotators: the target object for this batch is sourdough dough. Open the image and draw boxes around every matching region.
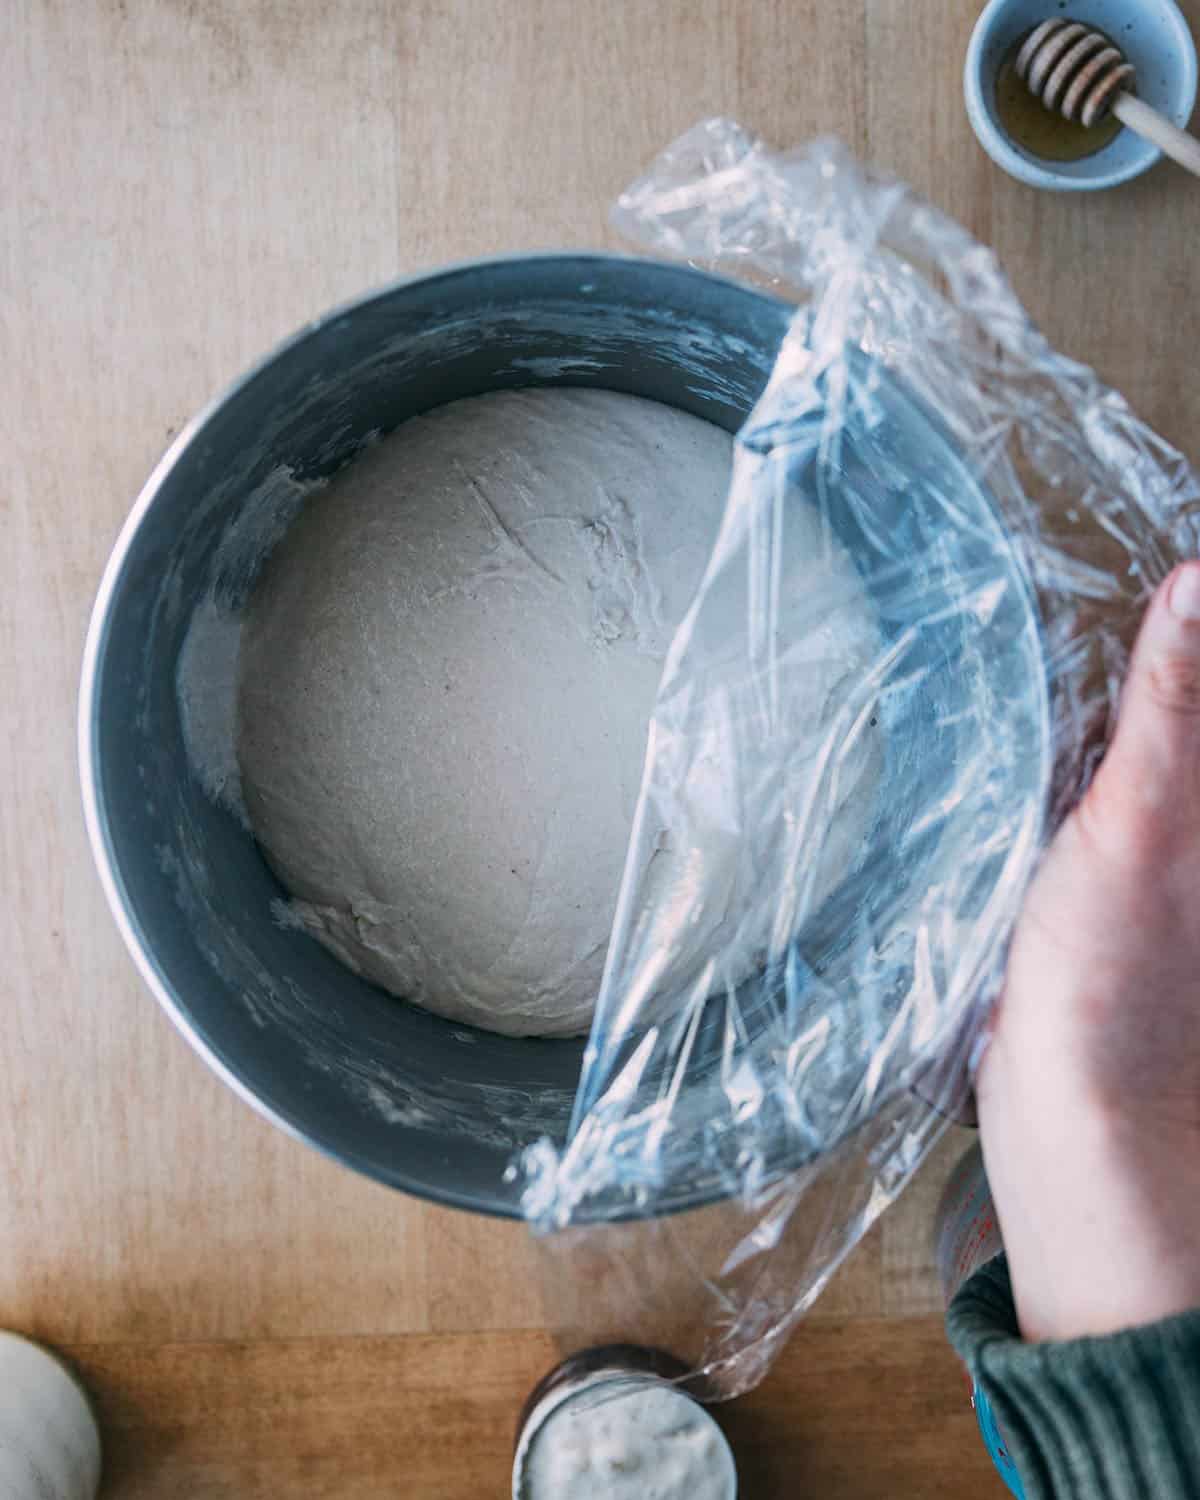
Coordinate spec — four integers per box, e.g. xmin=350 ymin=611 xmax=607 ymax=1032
xmin=236 ymin=388 xmax=881 ymax=1038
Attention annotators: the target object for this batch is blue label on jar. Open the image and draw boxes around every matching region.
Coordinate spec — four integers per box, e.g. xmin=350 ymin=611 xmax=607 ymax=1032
xmin=973 ymin=1382 xmax=1025 ymax=1497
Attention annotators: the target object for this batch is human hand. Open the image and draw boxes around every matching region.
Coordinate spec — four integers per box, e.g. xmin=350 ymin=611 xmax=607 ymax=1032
xmin=977 ymin=562 xmax=1200 ymax=1343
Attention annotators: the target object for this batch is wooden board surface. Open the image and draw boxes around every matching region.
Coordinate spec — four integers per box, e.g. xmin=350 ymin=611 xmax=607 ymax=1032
xmin=67 ymin=1318 xmax=997 ymax=1499
xmin=2 ymin=1 xmax=1198 ymax=1495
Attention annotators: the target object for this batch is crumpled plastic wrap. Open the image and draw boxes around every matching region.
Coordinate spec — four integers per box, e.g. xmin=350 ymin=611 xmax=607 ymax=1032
xmin=519 ymin=120 xmax=1200 ymax=1397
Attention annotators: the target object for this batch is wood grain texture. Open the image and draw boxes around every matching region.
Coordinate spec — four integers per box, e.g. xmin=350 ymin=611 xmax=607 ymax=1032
xmin=66 ymin=1319 xmax=1002 ymax=1499
xmin=883 ymin=1128 xmax=974 ymax=1318
xmin=2 ymin=0 xmax=1198 ymax=1493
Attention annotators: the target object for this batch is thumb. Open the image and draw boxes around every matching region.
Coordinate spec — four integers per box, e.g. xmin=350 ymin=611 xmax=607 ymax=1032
xmin=1083 ymin=561 xmax=1200 ymax=855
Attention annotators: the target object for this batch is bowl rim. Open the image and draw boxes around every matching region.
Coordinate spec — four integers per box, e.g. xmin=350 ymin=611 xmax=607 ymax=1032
xmin=78 ymin=251 xmax=1053 ymax=1220
xmin=77 ymin=251 xmax=796 ymax=1215
xmin=963 ymin=0 xmax=1199 ymax=191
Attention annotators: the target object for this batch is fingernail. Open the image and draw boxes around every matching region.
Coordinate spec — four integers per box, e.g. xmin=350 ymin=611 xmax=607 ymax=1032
xmin=1168 ymin=564 xmax=1200 ymax=623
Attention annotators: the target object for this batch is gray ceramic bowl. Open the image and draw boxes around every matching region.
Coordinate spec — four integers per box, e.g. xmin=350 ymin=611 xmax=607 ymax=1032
xmin=79 ymin=255 xmax=1050 ymax=1216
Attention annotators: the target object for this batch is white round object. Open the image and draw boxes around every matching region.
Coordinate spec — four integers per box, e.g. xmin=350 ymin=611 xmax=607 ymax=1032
xmin=0 ymin=1332 xmax=101 ymax=1500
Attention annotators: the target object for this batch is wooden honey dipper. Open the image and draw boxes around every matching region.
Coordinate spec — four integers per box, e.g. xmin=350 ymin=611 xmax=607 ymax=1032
xmin=1016 ymin=18 xmax=1200 ymax=178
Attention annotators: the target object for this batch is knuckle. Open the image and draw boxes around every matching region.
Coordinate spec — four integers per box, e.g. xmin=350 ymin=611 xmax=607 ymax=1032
xmin=1146 ymin=653 xmax=1200 ymax=717
xmin=1079 ymin=748 xmax=1198 ymax=868
xmin=1074 ymin=772 xmax=1148 ymax=864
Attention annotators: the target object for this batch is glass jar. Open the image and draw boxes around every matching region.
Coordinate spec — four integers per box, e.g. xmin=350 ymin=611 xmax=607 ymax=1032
xmin=513 ymin=1345 xmax=737 ymax=1500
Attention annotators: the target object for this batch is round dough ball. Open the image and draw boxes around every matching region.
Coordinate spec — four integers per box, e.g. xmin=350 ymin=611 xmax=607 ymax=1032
xmin=236 ymin=389 xmax=735 ymax=1037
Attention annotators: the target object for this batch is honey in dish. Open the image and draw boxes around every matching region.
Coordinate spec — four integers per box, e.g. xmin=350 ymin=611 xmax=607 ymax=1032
xmin=994 ymin=30 xmax=1125 ymax=162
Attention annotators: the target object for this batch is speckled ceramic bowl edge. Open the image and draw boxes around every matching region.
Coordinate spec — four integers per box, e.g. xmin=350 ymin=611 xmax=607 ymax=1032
xmin=964 ymin=0 xmax=1198 ymax=190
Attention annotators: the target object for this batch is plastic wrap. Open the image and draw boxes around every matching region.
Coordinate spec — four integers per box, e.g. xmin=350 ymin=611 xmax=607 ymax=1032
xmin=519 ymin=120 xmax=1200 ymax=1397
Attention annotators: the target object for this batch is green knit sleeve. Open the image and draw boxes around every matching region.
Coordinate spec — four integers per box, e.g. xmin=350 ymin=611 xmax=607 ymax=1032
xmin=946 ymin=1255 xmax=1200 ymax=1500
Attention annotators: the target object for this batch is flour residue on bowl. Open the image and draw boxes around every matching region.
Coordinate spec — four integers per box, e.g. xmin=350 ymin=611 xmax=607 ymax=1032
xmin=175 ymin=464 xmax=322 ymax=828
xmin=177 ymin=597 xmax=247 ymax=824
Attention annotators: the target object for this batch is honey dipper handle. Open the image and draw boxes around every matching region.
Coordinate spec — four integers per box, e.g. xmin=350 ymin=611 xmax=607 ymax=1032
xmin=1111 ymin=92 xmax=1200 ymax=180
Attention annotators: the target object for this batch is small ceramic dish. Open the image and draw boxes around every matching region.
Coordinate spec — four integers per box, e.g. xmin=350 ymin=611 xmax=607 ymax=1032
xmin=965 ymin=0 xmax=1198 ymax=189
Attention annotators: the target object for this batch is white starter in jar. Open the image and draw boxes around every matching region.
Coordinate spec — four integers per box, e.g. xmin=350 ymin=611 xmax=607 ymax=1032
xmin=514 ymin=1375 xmax=736 ymax=1500
xmin=0 ymin=1332 xmax=102 ymax=1500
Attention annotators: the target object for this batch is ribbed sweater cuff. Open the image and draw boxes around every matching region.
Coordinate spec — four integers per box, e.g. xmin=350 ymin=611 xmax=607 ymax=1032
xmin=946 ymin=1255 xmax=1200 ymax=1500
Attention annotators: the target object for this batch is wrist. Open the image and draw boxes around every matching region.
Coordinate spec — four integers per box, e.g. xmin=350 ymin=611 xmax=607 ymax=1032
xmin=980 ymin=1096 xmax=1200 ymax=1343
